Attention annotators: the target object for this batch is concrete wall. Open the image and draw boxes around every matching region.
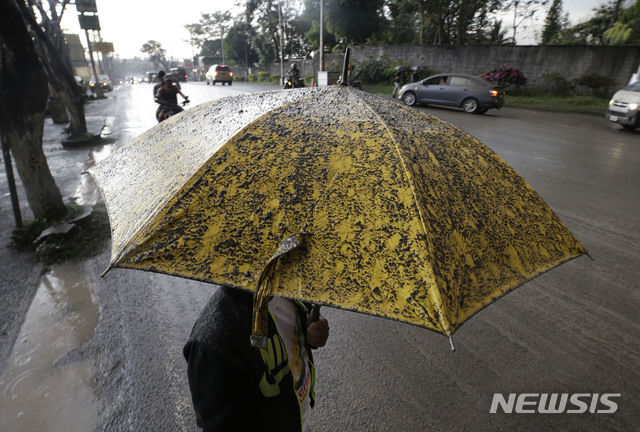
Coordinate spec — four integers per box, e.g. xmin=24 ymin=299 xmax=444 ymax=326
xmin=350 ymin=45 xmax=640 ymax=90
xmin=230 ymin=45 xmax=640 ymax=90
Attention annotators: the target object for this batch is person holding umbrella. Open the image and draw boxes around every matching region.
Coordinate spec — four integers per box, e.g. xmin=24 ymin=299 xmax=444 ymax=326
xmin=89 ymin=48 xmax=586 ymax=430
xmin=392 ymin=72 xmax=402 ymax=98
xmin=183 ymin=287 xmax=329 ymax=431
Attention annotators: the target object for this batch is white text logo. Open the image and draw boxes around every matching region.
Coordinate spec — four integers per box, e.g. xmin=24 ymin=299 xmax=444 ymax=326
xmin=490 ymin=393 xmax=620 ymax=414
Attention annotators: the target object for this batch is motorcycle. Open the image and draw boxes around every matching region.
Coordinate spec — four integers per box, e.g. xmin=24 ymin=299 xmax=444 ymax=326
xmin=283 ymin=76 xmax=305 ymax=89
xmin=156 ymin=98 xmax=189 ymax=122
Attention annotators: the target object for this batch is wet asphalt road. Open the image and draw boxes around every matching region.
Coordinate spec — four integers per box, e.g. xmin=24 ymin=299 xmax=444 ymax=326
xmin=2 ymin=81 xmax=639 ymax=431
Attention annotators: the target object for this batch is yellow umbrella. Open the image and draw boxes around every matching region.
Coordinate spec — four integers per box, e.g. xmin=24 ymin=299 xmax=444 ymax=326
xmin=88 ymin=84 xmax=586 ymax=347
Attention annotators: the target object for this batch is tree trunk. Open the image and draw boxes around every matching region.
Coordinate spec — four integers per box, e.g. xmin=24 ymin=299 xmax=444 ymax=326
xmin=48 ymin=85 xmax=70 ymax=124
xmin=0 ymin=0 xmax=66 ymax=221
xmin=56 ymin=79 xmax=87 ymax=134
xmin=2 ymin=114 xmax=66 ymax=219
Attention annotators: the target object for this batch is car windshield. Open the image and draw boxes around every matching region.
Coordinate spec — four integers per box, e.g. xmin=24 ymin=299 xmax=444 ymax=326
xmin=625 ymin=81 xmax=640 ymax=91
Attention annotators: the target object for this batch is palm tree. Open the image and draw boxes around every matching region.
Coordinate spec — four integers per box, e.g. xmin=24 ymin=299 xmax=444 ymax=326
xmin=486 ymin=19 xmax=514 ymax=45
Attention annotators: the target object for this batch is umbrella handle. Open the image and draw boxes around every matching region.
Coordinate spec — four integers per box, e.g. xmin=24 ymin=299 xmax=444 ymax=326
xmin=310 ymin=304 xmax=321 ymax=323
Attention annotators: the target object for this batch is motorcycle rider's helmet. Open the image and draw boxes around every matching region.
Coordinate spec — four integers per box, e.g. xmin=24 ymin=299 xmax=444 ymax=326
xmin=291 ymin=63 xmax=298 ymax=69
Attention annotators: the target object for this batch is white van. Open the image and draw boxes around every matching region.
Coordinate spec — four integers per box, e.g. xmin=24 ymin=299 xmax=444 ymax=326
xmin=205 ymin=65 xmax=233 ymax=85
xmin=606 ymin=80 xmax=640 ymax=130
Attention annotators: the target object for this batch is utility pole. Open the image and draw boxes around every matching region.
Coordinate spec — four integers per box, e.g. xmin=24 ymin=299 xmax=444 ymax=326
xmin=319 ymin=0 xmax=324 ymax=72
xmin=77 ymin=1 xmax=104 ymax=97
xmin=279 ymin=2 xmax=284 ymax=85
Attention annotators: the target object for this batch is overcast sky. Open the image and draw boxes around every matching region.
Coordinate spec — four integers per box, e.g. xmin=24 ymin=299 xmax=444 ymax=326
xmin=60 ymin=0 xmax=609 ymax=60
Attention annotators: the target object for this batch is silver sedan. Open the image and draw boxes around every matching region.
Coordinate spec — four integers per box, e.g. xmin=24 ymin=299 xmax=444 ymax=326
xmin=399 ymin=73 xmax=504 ymax=114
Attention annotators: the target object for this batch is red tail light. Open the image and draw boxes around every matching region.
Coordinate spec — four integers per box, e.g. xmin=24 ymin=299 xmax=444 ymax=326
xmin=490 ymin=90 xmax=498 ymax=97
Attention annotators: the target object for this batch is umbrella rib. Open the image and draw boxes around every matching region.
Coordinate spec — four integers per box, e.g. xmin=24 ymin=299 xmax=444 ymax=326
xmin=351 ymin=91 xmax=452 ymax=334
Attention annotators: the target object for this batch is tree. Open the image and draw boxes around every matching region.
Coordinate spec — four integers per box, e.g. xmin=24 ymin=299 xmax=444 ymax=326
xmin=380 ymin=0 xmax=502 ymax=46
xmin=604 ymin=0 xmax=640 ymax=45
xmin=381 ymin=0 xmax=423 ymax=44
xmin=200 ymin=39 xmax=225 ymax=65
xmin=186 ymin=11 xmax=234 ymax=64
xmin=501 ymin=0 xmax=549 ymax=45
xmin=325 ymin=0 xmax=386 ymax=48
xmin=224 ymin=21 xmax=260 ymax=67
xmin=245 ymin=0 xmax=296 ymax=64
xmin=563 ymin=1 xmax=620 ymax=45
xmin=141 ymin=40 xmax=168 ymax=70
xmin=300 ymin=0 xmax=336 ymax=51
xmin=483 ymin=18 xmax=514 ymax=45
xmin=1 ymin=0 xmax=66 ymax=220
xmin=541 ymin=0 xmax=568 ymax=44
xmin=21 ymin=0 xmax=90 ymax=139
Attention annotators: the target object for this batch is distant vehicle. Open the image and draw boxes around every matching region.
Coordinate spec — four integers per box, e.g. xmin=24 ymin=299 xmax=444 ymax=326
xmin=146 ymin=71 xmax=158 ymax=83
xmin=205 ymin=65 xmax=233 ymax=85
xmin=606 ymin=80 xmax=640 ymax=130
xmin=399 ymin=73 xmax=504 ymax=114
xmin=170 ymin=67 xmax=188 ymax=83
xmin=89 ymin=74 xmax=113 ymax=92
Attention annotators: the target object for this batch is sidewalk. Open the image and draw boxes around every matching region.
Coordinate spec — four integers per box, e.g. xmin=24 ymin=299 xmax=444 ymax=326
xmin=0 ymin=104 xmax=111 ymax=372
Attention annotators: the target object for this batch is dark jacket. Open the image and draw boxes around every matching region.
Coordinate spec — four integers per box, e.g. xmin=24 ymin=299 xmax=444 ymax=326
xmin=183 ymin=287 xmax=313 ymax=432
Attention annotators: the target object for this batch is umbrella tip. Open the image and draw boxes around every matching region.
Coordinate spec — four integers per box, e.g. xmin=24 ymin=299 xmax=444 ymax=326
xmin=338 ymin=47 xmax=351 ymax=86
xmin=448 ymin=335 xmax=456 ymax=352
xmin=100 ymin=265 xmax=113 ymax=278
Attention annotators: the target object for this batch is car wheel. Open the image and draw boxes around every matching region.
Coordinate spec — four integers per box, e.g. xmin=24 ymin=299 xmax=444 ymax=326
xmin=229 ymin=81 xmax=232 ymax=86
xmin=462 ymin=98 xmax=479 ymax=114
xmin=622 ymin=124 xmax=638 ymax=130
xmin=402 ymin=92 xmax=417 ymax=106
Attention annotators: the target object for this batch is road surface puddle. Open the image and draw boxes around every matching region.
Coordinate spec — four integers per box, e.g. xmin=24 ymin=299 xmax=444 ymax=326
xmin=0 ymin=264 xmax=100 ymax=430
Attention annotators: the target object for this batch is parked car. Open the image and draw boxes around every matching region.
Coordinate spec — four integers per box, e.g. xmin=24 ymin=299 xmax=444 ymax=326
xmin=606 ymin=80 xmax=640 ymax=130
xmin=89 ymin=74 xmax=113 ymax=92
xmin=205 ymin=65 xmax=233 ymax=85
xmin=399 ymin=73 xmax=504 ymax=114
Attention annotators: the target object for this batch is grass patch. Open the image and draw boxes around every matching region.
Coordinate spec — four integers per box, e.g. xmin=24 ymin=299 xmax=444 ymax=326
xmin=504 ymin=93 xmax=609 ymax=115
xmin=364 ymin=82 xmax=395 ymax=96
xmin=11 ymin=202 xmax=111 ymax=266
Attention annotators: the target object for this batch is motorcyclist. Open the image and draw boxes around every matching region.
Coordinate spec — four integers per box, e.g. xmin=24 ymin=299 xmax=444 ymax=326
xmin=155 ymin=76 xmax=189 ymax=122
xmin=153 ymin=70 xmax=166 ymax=97
xmin=287 ymin=63 xmax=300 ymax=88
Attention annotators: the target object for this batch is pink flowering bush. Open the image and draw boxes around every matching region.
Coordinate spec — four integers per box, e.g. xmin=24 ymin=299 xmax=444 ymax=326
xmin=479 ymin=65 xmax=528 ymax=89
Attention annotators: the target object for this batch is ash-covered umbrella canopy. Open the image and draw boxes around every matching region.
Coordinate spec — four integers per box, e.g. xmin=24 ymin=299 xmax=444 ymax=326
xmin=88 ymin=85 xmax=586 ymax=337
